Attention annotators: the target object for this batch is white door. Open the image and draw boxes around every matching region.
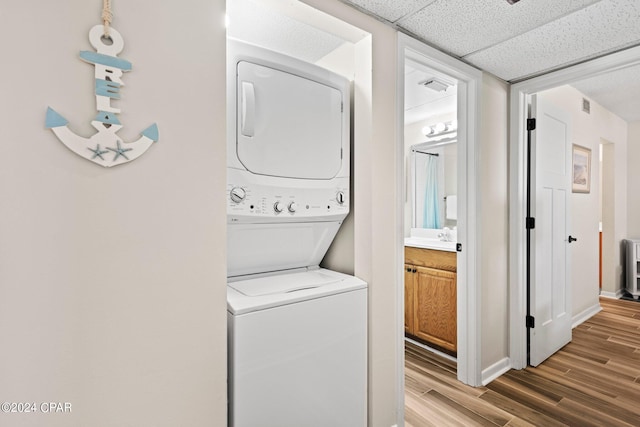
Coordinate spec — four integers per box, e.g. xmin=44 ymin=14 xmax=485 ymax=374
xmin=529 ymin=94 xmax=572 ymax=366
xmin=236 ymin=61 xmax=344 ymax=180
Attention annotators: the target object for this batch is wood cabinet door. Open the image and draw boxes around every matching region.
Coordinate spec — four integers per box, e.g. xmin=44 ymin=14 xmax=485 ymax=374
xmin=404 ymin=265 xmax=415 ymax=334
xmin=412 ymin=266 xmax=457 ymax=352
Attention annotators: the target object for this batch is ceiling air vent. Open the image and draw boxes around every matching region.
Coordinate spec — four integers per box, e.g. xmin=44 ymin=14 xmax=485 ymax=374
xmin=419 ymin=77 xmax=451 ymax=92
xmin=582 ymin=98 xmax=591 ymax=114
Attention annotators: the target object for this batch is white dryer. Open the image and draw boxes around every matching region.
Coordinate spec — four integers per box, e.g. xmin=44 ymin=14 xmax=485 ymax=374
xmin=226 ymin=39 xmax=351 ymax=278
xmin=226 ymin=40 xmax=367 ymax=427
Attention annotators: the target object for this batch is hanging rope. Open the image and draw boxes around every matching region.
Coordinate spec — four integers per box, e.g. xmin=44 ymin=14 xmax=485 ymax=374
xmin=102 ymin=0 xmax=113 ymax=37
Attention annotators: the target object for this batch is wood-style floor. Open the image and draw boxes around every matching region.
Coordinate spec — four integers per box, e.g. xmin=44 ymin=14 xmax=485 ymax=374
xmin=405 ymin=297 xmax=640 ymax=426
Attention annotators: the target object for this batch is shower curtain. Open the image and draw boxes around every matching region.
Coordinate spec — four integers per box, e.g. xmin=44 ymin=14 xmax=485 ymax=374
xmin=422 ymin=155 xmax=441 ymax=229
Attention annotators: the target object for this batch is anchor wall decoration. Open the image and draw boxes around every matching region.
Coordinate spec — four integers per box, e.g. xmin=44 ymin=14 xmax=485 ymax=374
xmin=46 ymin=25 xmax=158 ymax=167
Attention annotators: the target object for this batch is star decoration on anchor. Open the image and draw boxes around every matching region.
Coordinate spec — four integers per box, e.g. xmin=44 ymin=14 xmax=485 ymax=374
xmin=88 ymin=144 xmax=109 ymax=160
xmin=107 ymin=141 xmax=133 ymax=161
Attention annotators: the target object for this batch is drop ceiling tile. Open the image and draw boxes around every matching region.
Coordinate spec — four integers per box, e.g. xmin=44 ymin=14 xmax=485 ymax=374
xmin=397 ymin=0 xmax=601 ymax=57
xmin=572 ymin=64 xmax=640 ymax=122
xmin=228 ymin=0 xmax=345 ymax=63
xmin=464 ymin=0 xmax=640 ymax=81
xmin=343 ymin=0 xmax=436 ymax=23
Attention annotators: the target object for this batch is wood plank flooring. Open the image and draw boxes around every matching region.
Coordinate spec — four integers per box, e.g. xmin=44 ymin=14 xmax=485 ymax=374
xmin=405 ymin=297 xmax=640 ymax=426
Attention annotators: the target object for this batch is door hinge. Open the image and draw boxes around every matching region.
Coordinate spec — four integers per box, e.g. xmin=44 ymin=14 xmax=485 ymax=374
xmin=527 ymin=118 xmax=536 ymax=131
xmin=526 ymin=315 xmax=535 ymax=329
xmin=526 ymin=217 xmax=535 ymax=229
xmin=456 ymin=243 xmax=462 ymax=252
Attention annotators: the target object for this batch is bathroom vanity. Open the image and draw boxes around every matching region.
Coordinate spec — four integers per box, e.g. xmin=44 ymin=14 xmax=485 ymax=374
xmin=404 ymin=243 xmax=457 ymax=355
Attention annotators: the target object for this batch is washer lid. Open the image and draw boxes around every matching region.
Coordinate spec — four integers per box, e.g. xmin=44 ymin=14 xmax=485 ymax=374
xmin=229 ymin=270 xmax=341 ymax=297
xmin=227 ymin=268 xmax=367 ymax=315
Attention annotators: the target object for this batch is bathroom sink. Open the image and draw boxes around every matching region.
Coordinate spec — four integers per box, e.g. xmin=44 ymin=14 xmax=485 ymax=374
xmin=404 ymin=237 xmax=456 ymax=252
xmin=405 ymin=228 xmax=457 ymax=252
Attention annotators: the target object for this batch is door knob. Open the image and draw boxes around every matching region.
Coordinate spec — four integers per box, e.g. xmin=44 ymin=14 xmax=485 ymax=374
xmin=568 ymin=235 xmax=577 ymax=243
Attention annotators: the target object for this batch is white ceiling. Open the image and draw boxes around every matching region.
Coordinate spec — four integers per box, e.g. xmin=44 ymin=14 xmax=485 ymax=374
xmin=342 ymin=0 xmax=640 ymax=122
xmin=343 ymin=0 xmax=640 ymax=82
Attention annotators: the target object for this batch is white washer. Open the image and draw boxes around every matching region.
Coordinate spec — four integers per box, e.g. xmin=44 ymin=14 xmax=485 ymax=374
xmin=227 ymin=268 xmax=367 ymax=427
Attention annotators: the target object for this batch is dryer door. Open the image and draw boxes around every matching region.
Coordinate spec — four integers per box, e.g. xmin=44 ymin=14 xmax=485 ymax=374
xmin=236 ymin=61 xmax=344 ymax=180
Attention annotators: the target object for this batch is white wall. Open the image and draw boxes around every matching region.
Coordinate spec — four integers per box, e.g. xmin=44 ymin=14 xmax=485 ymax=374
xmin=538 ymin=86 xmax=627 ymax=313
xmin=316 ymin=42 xmax=356 ymax=81
xmin=0 ymin=2 xmax=228 ymax=426
xmin=479 ymin=74 xmax=510 ymax=371
xmin=318 ymin=43 xmax=356 ymax=275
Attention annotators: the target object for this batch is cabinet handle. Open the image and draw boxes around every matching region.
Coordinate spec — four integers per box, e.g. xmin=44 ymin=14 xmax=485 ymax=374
xmin=406 ymin=267 xmax=411 ymax=272
xmin=412 ymin=268 xmax=417 ymax=273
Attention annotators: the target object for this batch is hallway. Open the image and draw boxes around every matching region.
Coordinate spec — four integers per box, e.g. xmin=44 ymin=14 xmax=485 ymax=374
xmin=405 ymin=297 xmax=640 ymax=426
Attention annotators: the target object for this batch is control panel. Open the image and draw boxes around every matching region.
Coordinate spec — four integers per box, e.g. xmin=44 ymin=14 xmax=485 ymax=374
xmin=227 ymin=179 xmax=349 ymax=223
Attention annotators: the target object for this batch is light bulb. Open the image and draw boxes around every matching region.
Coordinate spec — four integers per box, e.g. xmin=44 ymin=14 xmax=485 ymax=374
xmin=434 ymin=122 xmax=446 ymax=133
xmin=422 ymin=126 xmax=435 ymax=136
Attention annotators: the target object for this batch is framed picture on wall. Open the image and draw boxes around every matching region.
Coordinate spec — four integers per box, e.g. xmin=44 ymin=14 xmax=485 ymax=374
xmin=572 ymin=144 xmax=591 ymax=193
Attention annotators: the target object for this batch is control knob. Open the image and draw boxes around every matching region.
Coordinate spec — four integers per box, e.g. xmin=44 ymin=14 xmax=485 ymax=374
xmin=273 ymin=201 xmax=284 ymax=213
xmin=336 ymin=191 xmax=346 ymax=205
xmin=230 ymin=187 xmax=246 ymax=203
xmin=288 ymin=202 xmax=298 ymax=213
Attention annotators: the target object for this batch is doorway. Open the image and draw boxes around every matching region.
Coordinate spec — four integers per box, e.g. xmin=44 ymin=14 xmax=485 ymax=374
xmin=600 ymin=140 xmax=617 ymax=297
xmin=509 ymin=46 xmax=640 ymax=369
xmin=397 ymin=34 xmax=482 ymax=393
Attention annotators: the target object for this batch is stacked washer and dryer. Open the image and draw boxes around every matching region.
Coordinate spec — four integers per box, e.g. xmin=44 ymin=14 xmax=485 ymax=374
xmin=225 ymin=41 xmax=368 ymax=427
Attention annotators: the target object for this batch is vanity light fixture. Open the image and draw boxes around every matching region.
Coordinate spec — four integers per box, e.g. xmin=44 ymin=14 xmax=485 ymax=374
xmin=421 ymin=120 xmax=457 ymax=138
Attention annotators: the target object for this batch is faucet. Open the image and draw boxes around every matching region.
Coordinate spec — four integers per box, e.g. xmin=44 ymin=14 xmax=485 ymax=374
xmin=438 ymin=227 xmax=452 ymax=242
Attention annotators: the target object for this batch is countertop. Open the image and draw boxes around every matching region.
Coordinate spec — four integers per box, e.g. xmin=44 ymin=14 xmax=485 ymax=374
xmin=404 ymin=237 xmax=456 ymax=252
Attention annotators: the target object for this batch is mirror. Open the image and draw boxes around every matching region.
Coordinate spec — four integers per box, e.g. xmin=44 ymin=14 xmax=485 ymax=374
xmin=410 ymin=139 xmax=457 ymax=229
xmin=403 ymin=56 xmax=458 ymax=235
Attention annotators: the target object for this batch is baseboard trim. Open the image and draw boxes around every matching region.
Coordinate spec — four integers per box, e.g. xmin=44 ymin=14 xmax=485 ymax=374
xmin=481 ymin=357 xmax=510 ymax=386
xmin=600 ymin=289 xmax=624 ymax=299
xmin=404 ymin=337 xmax=457 ymax=363
xmin=572 ymin=303 xmax=602 ymax=328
